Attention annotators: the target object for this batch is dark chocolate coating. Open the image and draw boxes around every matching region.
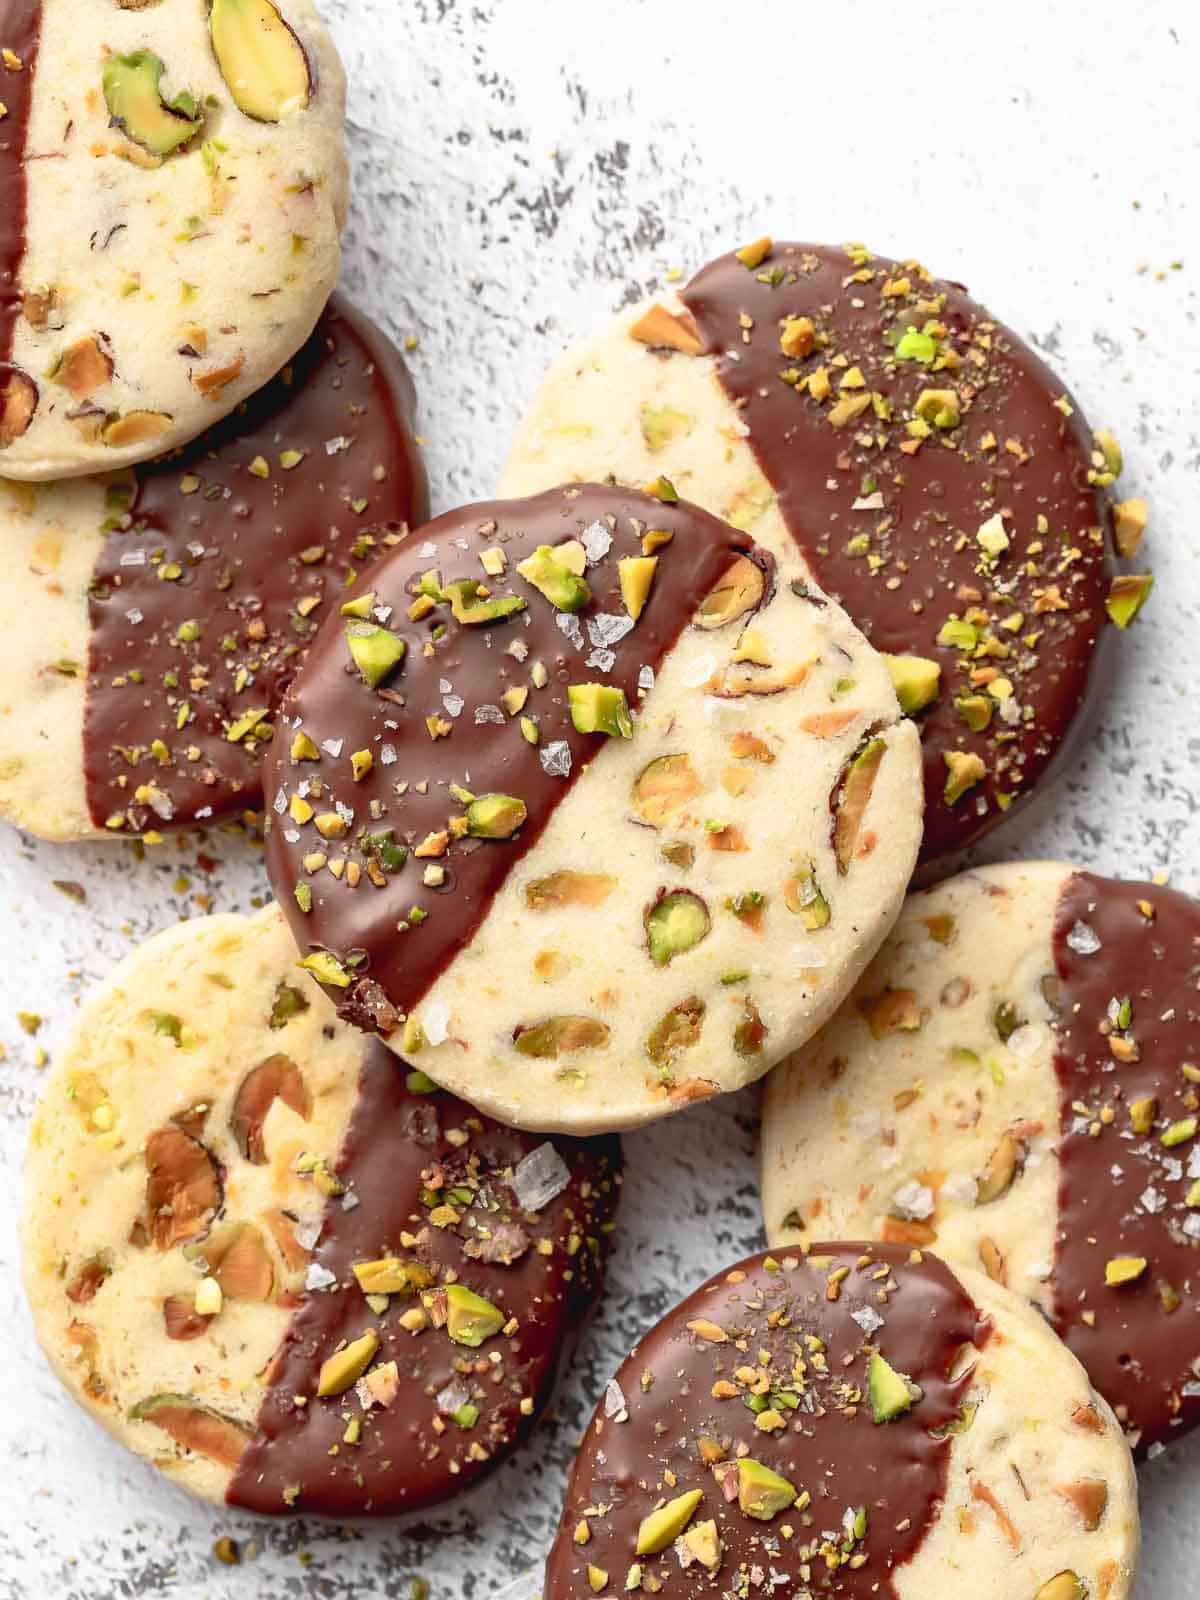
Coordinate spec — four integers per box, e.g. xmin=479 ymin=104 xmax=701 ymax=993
xmin=229 ymin=1041 xmax=620 ymax=1515
xmin=543 ymin=1245 xmax=984 ymax=1598
xmin=0 ymin=1 xmax=39 ymax=364
xmin=1052 ymin=871 xmax=1200 ymax=1455
xmin=681 ymin=243 xmax=1112 ymax=866
xmin=84 ymin=297 xmax=427 ymax=832
xmin=263 ymin=484 xmax=758 ymax=1030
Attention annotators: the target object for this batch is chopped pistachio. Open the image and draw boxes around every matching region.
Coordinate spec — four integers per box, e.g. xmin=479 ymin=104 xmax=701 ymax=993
xmin=317 ymin=1329 xmax=380 ymax=1397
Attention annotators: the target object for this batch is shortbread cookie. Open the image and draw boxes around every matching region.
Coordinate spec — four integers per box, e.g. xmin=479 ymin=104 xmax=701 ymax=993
xmin=22 ymin=904 xmax=619 ymax=1515
xmin=262 ymin=482 xmax=923 ymax=1134
xmin=0 ymin=296 xmax=426 ymax=841
xmin=542 ymin=1245 xmax=1137 ymax=1600
xmin=0 ymin=0 xmax=347 ymax=479
xmin=763 ymin=862 xmax=1200 ymax=1456
xmin=502 ymin=241 xmax=1153 ymax=867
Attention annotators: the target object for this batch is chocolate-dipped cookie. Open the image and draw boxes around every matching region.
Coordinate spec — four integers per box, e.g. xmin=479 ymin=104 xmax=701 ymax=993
xmin=0 ymin=0 xmax=348 ymax=479
xmin=763 ymin=862 xmax=1200 ymax=1457
xmin=22 ymin=903 xmax=619 ymax=1515
xmin=0 ymin=296 xmax=426 ymax=841
xmin=542 ymin=1246 xmax=1137 ymax=1600
xmin=501 ymin=241 xmax=1153 ymax=867
xmin=262 ymin=483 xmax=924 ymax=1134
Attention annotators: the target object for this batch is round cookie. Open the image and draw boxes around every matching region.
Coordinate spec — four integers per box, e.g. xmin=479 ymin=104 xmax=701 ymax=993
xmin=0 ymin=296 xmax=426 ymax=841
xmin=542 ymin=1245 xmax=1137 ymax=1600
xmin=0 ymin=0 xmax=348 ymax=479
xmin=762 ymin=862 xmax=1200 ymax=1457
xmin=22 ymin=903 xmax=620 ymax=1516
xmin=502 ymin=241 xmax=1153 ymax=868
xmin=262 ymin=482 xmax=923 ymax=1134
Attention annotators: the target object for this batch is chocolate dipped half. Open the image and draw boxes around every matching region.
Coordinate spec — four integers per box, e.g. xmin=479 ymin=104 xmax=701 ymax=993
xmin=764 ymin=861 xmax=1200 ymax=1457
xmin=502 ymin=241 xmax=1152 ymax=869
xmin=262 ymin=482 xmax=925 ymax=1135
xmin=21 ymin=903 xmax=619 ymax=1516
xmin=542 ymin=1245 xmax=1137 ymax=1600
xmin=0 ymin=295 xmax=427 ymax=841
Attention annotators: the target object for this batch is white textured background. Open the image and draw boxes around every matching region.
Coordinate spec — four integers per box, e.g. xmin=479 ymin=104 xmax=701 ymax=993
xmin=1 ymin=1 xmax=1198 ymax=1595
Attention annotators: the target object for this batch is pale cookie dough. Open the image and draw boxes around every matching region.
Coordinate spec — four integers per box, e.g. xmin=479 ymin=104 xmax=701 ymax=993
xmin=542 ymin=1245 xmax=1138 ymax=1600
xmin=0 ymin=0 xmax=347 ymax=479
xmin=500 ymin=243 xmax=1145 ymax=869
xmin=762 ymin=861 xmax=1200 ymax=1457
xmin=0 ymin=298 xmax=425 ymax=842
xmin=262 ymin=484 xmax=923 ymax=1135
xmin=22 ymin=904 xmax=620 ymax=1515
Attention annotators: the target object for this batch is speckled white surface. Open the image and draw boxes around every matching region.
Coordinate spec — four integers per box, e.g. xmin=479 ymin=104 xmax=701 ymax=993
xmin=0 ymin=1 xmax=1197 ymax=1595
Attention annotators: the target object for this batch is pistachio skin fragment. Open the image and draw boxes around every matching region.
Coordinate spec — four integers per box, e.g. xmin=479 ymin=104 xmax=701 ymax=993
xmin=444 ymin=1284 xmax=505 ymax=1347
xmin=568 ymin=683 xmax=634 ymax=739
xmin=103 ymin=51 xmax=202 ymax=157
xmin=0 ymin=365 xmax=38 ymax=447
xmin=736 ymin=1457 xmax=798 ymax=1520
xmin=129 ymin=1394 xmax=252 ymax=1468
xmin=209 ymin=0 xmax=313 ymax=123
xmin=885 ymin=653 xmax=941 ymax=714
xmin=317 ymin=1329 xmax=380 ymax=1397
xmin=832 ymin=737 xmax=886 ymax=873
xmin=345 ymin=622 xmax=406 ymax=688
xmin=230 ymin=1053 xmax=311 ymax=1163
xmin=635 ymin=1488 xmax=704 ymax=1555
xmin=645 ymin=890 xmax=711 ymax=965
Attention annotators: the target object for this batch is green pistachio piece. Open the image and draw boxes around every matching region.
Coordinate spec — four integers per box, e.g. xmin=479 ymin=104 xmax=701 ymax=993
xmin=103 ymin=51 xmax=202 ymax=157
xmin=913 ymin=387 xmax=960 ymax=428
xmin=639 ymin=404 xmax=694 ymax=454
xmin=783 ymin=863 xmax=831 ymax=929
xmin=209 ymin=0 xmax=312 ymax=123
xmin=516 ymin=545 xmax=591 ymax=612
xmin=618 ymin=556 xmax=658 ymax=621
xmin=868 ymin=1352 xmax=919 ymax=1422
xmin=340 ymin=591 xmax=376 ymax=619
xmin=512 ymin=1016 xmax=611 ymax=1058
xmin=317 ymin=1329 xmax=379 ymax=1396
xmin=444 ymin=1284 xmax=505 ymax=1347
xmin=298 ymin=951 xmax=352 ymax=988
xmin=645 ymin=890 xmax=711 ymax=965
xmin=345 ymin=622 xmax=406 ymax=687
xmin=936 ymin=617 xmax=979 ymax=651
xmin=351 ymin=1258 xmax=432 ymax=1295
xmin=465 ymin=793 xmax=527 ymax=838
xmin=1104 ymin=1256 xmax=1147 ymax=1287
xmin=955 ymin=694 xmax=994 ymax=732
xmin=1105 ymin=573 xmax=1153 ymax=629
xmin=737 ymin=1458 xmax=798 ymax=1520
xmin=694 ymin=556 xmax=765 ymax=630
xmin=644 ymin=475 xmax=679 ymax=503
xmin=635 ymin=1489 xmax=704 ymax=1555
xmin=885 ymin=654 xmax=940 ymax=714
xmin=893 ymin=326 xmax=939 ymax=364
xmin=443 ymin=578 xmax=527 ymax=625
xmin=632 ymin=754 xmax=702 ymax=827
xmin=568 ymin=683 xmax=634 ymax=739
xmin=943 ymin=749 xmax=986 ymax=805
xmin=1034 ymin=1576 xmax=1085 ymax=1600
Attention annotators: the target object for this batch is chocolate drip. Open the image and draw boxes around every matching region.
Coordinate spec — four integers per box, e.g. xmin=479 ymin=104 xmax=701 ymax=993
xmin=0 ymin=0 xmax=40 ymax=359
xmin=263 ymin=484 xmax=757 ymax=1025
xmin=543 ymin=1245 xmax=985 ymax=1598
xmin=84 ymin=297 xmax=427 ymax=832
xmin=229 ymin=1041 xmax=620 ymax=1515
xmin=1052 ymin=871 xmax=1200 ymax=1454
xmin=682 ymin=244 xmax=1111 ymax=864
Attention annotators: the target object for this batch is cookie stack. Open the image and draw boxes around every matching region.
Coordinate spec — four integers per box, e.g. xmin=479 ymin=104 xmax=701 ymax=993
xmin=1 ymin=9 xmax=1170 ymax=1596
